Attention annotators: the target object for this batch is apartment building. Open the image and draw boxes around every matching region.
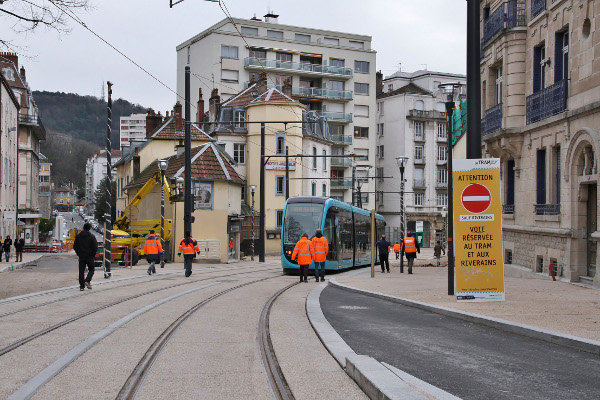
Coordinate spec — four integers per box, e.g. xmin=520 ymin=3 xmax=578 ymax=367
xmin=0 ymin=71 xmax=19 ymax=239
xmin=376 ymin=70 xmax=466 ymax=247
xmin=84 ymin=149 xmax=120 ymax=216
xmin=119 ymin=113 xmax=147 ymax=150
xmin=480 ymin=0 xmax=599 ymax=286
xmin=38 ymin=153 xmax=52 ymax=219
xmin=176 ymin=13 xmax=377 ymax=206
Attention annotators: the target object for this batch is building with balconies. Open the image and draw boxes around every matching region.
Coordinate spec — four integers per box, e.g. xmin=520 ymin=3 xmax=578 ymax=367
xmin=119 ymin=113 xmax=147 ymax=150
xmin=375 ymin=70 xmax=466 ymax=247
xmin=480 ymin=0 xmax=599 ymax=287
xmin=176 ymin=13 xmax=376 ymax=207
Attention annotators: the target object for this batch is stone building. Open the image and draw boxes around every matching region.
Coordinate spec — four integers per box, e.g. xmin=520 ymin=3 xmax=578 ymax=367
xmin=480 ymin=0 xmax=599 ymax=286
xmin=0 ymin=71 xmax=19 ymax=239
xmin=38 ymin=153 xmax=52 ymax=219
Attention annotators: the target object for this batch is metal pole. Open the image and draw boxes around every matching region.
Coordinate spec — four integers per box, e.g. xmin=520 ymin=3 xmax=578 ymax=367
xmin=285 ymin=146 xmax=289 ymax=200
xmin=467 ymin=0 xmax=482 ymax=159
xmin=184 ymin=66 xmax=192 ymax=235
xmin=160 ymin=169 xmax=165 ymax=268
xmin=371 ymin=209 xmax=375 ymax=278
xmin=400 ymin=168 xmax=405 ymax=274
xmin=446 ymin=102 xmax=456 ymax=296
xmin=259 ymin=122 xmax=265 ymax=262
xmin=104 ymin=81 xmax=113 ymax=278
xmin=351 ymin=165 xmax=356 ymax=206
xmin=251 ymin=190 xmax=255 ymax=261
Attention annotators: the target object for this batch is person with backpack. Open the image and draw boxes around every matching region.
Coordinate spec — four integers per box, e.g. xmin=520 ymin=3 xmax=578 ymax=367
xmin=178 ymin=232 xmax=199 ymax=277
xmin=3 ymin=235 xmax=13 ymax=262
xmin=311 ymin=229 xmax=328 ymax=282
xmin=291 ymin=233 xmax=314 ymax=283
xmin=144 ymin=230 xmax=163 ymax=275
xmin=73 ymin=223 xmax=98 ymax=291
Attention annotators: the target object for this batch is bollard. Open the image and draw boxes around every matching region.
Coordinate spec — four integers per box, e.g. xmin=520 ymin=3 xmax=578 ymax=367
xmin=10 ymin=264 xmax=14 ymax=271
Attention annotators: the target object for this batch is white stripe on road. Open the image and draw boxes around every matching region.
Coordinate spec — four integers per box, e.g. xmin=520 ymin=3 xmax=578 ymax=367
xmin=462 ymin=196 xmax=490 ymax=201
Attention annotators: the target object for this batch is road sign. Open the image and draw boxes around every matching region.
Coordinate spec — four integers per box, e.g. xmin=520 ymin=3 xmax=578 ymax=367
xmin=461 ymin=184 xmax=491 ymax=214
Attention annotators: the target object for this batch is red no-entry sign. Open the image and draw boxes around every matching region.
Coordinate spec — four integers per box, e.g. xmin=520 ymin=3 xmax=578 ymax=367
xmin=461 ymin=183 xmax=491 ymax=213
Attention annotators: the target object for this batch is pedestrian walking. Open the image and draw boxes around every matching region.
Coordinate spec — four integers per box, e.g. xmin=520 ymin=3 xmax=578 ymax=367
xmin=0 ymin=236 xmax=4 ymax=262
xmin=144 ymin=230 xmax=163 ymax=275
xmin=14 ymin=235 xmax=25 ymax=262
xmin=73 ymin=223 xmax=98 ymax=291
xmin=3 ymin=235 xmax=13 ymax=262
xmin=433 ymin=241 xmax=445 ymax=267
xmin=403 ymin=232 xmax=420 ymax=274
xmin=311 ymin=229 xmax=328 ymax=282
xmin=291 ymin=233 xmax=314 ymax=283
xmin=178 ymin=232 xmax=199 ymax=277
xmin=393 ymin=242 xmax=401 ymax=260
xmin=376 ymin=235 xmax=391 ymax=273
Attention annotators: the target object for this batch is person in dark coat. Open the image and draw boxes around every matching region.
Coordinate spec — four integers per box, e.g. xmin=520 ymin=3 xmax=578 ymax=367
xmin=375 ymin=235 xmax=391 ymax=273
xmin=0 ymin=236 xmax=4 ymax=262
xmin=14 ymin=235 xmax=25 ymax=262
xmin=3 ymin=235 xmax=13 ymax=262
xmin=73 ymin=223 xmax=98 ymax=291
xmin=178 ymin=231 xmax=199 ymax=277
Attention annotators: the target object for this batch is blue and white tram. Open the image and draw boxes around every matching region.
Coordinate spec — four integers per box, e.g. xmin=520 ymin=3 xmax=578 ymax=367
xmin=281 ymin=196 xmax=386 ymax=272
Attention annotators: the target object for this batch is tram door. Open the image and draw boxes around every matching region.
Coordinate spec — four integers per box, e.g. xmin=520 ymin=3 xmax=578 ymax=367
xmin=324 ymin=211 xmax=338 ymax=262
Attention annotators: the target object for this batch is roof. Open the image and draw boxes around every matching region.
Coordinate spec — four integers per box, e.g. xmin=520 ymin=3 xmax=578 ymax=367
xmin=222 ymin=82 xmax=298 ymax=108
xmin=125 ymin=142 xmax=244 ymax=190
xmin=385 ymin=69 xmax=466 ymax=81
xmin=0 ymin=56 xmax=26 ymax=91
xmin=377 ymin=82 xmax=431 ymax=99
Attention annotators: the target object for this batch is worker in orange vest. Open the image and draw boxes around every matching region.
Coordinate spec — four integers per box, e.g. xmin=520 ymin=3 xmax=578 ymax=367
xmin=178 ymin=231 xmax=200 ymax=277
xmin=393 ymin=242 xmax=401 ymax=260
xmin=291 ymin=233 xmax=314 ymax=283
xmin=311 ymin=229 xmax=329 ymax=282
xmin=144 ymin=229 xmax=163 ymax=275
xmin=403 ymin=231 xmax=420 ymax=274
xmin=229 ymin=239 xmax=234 ymax=257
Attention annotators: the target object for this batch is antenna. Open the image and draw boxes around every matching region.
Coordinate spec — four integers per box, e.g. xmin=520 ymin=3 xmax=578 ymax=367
xmin=100 ymin=81 xmax=105 ymax=101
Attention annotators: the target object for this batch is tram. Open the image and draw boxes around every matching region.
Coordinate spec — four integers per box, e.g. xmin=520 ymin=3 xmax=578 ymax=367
xmin=281 ymin=197 xmax=385 ymax=272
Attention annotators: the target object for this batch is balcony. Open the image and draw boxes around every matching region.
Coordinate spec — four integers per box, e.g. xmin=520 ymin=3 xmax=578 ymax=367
xmin=482 ymin=103 xmax=502 ymax=136
xmin=436 ymin=158 xmax=448 ymax=166
xmin=414 ymin=134 xmax=425 ymax=142
xmin=414 ymin=157 xmax=425 ymax=165
xmin=330 ymin=157 xmax=353 ymax=167
xmin=244 ymin=57 xmax=353 ymax=78
xmin=535 ymin=204 xmax=560 ymax=215
xmin=526 ymin=80 xmax=567 ymax=125
xmin=407 ymin=109 xmax=446 ymax=119
xmin=503 ymin=204 xmax=515 ymax=214
xmin=18 ymin=114 xmax=47 ymax=139
xmin=436 ymin=181 xmax=448 ymax=189
xmin=531 ymin=0 xmax=546 ymax=20
xmin=320 ymin=111 xmax=353 ymax=123
xmin=292 ymin=86 xmax=353 ymax=101
xmin=413 ymin=179 xmax=426 ymax=188
xmin=330 ymin=135 xmax=353 ymax=145
xmin=330 ymin=179 xmax=352 ymax=189
xmin=482 ymin=1 xmax=526 ymax=48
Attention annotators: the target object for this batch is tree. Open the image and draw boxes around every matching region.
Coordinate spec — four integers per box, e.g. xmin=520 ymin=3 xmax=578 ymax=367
xmin=93 ymin=176 xmax=116 ymax=223
xmin=38 ymin=217 xmax=55 ymax=242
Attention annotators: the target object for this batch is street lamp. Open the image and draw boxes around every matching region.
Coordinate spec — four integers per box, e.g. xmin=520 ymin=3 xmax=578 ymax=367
xmin=250 ymin=184 xmax=256 ymax=261
xmin=158 ymin=159 xmax=168 ymax=268
xmin=396 ymin=156 xmax=408 ymax=273
xmin=438 ymin=82 xmax=462 ymax=296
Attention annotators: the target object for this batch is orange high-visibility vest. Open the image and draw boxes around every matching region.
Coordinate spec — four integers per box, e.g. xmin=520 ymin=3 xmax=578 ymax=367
xmin=291 ymin=237 xmax=314 ymax=265
xmin=403 ymin=237 xmax=417 ymax=253
xmin=179 ymin=237 xmax=200 ymax=255
xmin=311 ymin=236 xmax=329 ymax=262
xmin=393 ymin=243 xmax=401 ymax=252
xmin=144 ymin=235 xmax=163 ymax=255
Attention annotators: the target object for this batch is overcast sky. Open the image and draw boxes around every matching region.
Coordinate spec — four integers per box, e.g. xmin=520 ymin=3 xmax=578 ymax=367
xmin=2 ymin=0 xmax=467 ymax=114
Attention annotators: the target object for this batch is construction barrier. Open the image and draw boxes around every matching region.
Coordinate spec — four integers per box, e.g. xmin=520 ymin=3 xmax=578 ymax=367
xmin=22 ymin=242 xmax=73 ymax=253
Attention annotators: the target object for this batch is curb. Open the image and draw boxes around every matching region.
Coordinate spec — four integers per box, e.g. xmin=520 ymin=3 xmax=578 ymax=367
xmin=329 ymin=278 xmax=600 ymax=356
xmin=0 ymin=254 xmax=48 ymax=273
xmin=306 ymin=281 xmax=456 ymax=400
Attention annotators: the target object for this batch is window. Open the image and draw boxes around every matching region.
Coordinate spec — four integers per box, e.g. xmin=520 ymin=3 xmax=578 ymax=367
xmin=329 ymin=124 xmax=343 ymax=137
xmin=328 ymin=102 xmax=344 ymax=113
xmin=323 ymin=37 xmax=339 ymax=46
xmin=276 ymin=133 xmax=286 ymax=155
xmin=437 ymin=193 xmax=448 ymax=206
xmin=354 ymin=148 xmax=368 ymax=160
xmin=233 ymin=143 xmax=245 ymax=164
xmin=241 ymin=26 xmax=258 ymax=36
xmin=415 ymin=121 xmax=424 ymax=139
xmin=433 ymin=80 xmax=441 ymax=91
xmin=388 ymin=84 xmax=393 ymax=92
xmin=276 ymin=210 xmax=283 ymax=228
xmin=494 ymin=66 xmax=503 ymax=105
xmin=221 ymin=70 xmax=239 ymax=82
xmin=276 ymin=52 xmax=292 ymax=63
xmin=536 ymin=148 xmax=546 ymax=206
xmin=414 ymin=192 xmax=424 ymax=206
xmin=415 ymin=146 xmax=424 ymax=161
xmin=506 ymin=250 xmax=513 ymax=264
xmin=312 ymin=182 xmax=317 ymax=196
xmin=355 ymin=61 xmax=370 ymax=73
xmin=276 ymin=176 xmax=285 ymax=196
xmin=437 ymin=123 xmax=446 ymax=140
xmin=436 ymin=102 xmax=446 ymax=112
xmin=533 ymin=45 xmax=546 ymax=93
xmin=267 ymin=30 xmax=284 ymax=39
xmin=354 ymin=105 xmax=369 ymax=117
xmin=554 ymin=147 xmax=561 ymax=205
xmin=415 ymin=100 xmax=424 ymax=110
xmin=329 ymin=80 xmax=345 ymax=91
xmin=354 ymin=126 xmax=368 ymax=139
xmin=376 ymin=167 xmax=384 ymax=181
xmin=233 ymin=109 xmax=245 ymax=127
xmin=437 ymin=168 xmax=448 ymax=185
xmin=295 ymin=33 xmax=310 ymax=42
xmin=187 ymin=46 xmax=190 ymax=64
xmin=330 ymin=58 xmax=344 ymax=67
xmin=354 ymin=83 xmax=369 ymax=95
xmin=322 ymin=150 xmax=327 ymax=170
xmin=249 ymin=49 xmax=266 ymax=59
xmin=377 ymin=145 xmax=384 ymax=159
xmin=360 ymin=192 xmax=368 ymax=205
xmin=322 ymin=183 xmax=327 ymax=196
xmin=378 ymin=102 xmax=384 ymax=115
xmin=349 ymin=40 xmax=364 ymax=49
xmin=437 ymin=146 xmax=447 ymax=162
xmin=312 ymin=147 xmax=317 ymax=168
xmin=555 ymin=30 xmax=569 ymax=83
xmin=506 ymin=159 xmax=515 ymax=206
xmin=221 ymin=45 xmax=239 ymax=59
xmin=378 ymin=123 xmax=384 ymax=136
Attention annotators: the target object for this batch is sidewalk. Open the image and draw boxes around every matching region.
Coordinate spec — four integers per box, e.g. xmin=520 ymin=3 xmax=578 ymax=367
xmin=0 ymin=252 xmax=48 ymax=273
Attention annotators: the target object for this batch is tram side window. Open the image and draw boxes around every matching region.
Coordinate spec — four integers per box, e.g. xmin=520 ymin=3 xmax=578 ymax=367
xmin=355 ymin=214 xmax=369 ymax=257
xmin=338 ymin=208 xmax=353 ymax=260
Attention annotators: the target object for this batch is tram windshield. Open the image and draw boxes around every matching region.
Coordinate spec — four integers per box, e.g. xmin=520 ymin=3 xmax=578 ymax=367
xmin=283 ymin=203 xmax=325 ymax=244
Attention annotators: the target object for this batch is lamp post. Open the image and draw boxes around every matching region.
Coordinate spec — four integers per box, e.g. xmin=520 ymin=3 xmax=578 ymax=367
xmin=396 ymin=156 xmax=408 ymax=273
xmin=438 ymin=82 xmax=462 ymax=296
xmin=250 ymin=185 xmax=256 ymax=261
xmin=158 ymin=159 xmax=168 ymax=267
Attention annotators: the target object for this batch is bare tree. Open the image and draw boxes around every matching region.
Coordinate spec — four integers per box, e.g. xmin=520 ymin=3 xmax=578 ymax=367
xmin=0 ymin=0 xmax=91 ymax=50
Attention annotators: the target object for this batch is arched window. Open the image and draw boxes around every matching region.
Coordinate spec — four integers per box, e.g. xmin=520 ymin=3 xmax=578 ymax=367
xmin=415 ymin=100 xmax=424 ymax=110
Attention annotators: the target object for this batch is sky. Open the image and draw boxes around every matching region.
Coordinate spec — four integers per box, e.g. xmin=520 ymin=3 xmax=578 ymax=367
xmin=1 ymin=0 xmax=467 ymax=114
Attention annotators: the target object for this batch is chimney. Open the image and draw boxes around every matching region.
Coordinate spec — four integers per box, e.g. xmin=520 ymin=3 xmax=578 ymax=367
xmin=264 ymin=11 xmax=279 ymax=23
xmin=257 ymin=72 xmax=268 ymax=94
xmin=376 ymin=70 xmax=383 ymax=95
xmin=209 ymin=88 xmax=221 ymax=123
xmin=283 ymin=80 xmax=292 ymax=98
xmin=145 ymin=110 xmax=163 ymax=138
xmin=20 ymin=66 xmax=26 ymax=82
xmin=174 ymin=101 xmax=183 ymax=132
xmin=196 ymin=88 xmax=205 ymax=123
xmin=0 ymin=52 xmax=18 ymax=69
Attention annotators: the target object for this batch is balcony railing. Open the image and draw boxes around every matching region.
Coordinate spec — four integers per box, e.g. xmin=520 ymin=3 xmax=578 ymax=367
xmin=526 ymin=80 xmax=567 ymax=125
xmin=413 ymin=179 xmax=426 ymax=188
xmin=330 ymin=157 xmax=353 ymax=167
xmin=320 ymin=111 xmax=353 ymax=122
xmin=292 ymin=86 xmax=353 ymax=100
xmin=436 ymin=181 xmax=448 ymax=188
xmin=18 ymin=114 xmax=47 ymax=138
xmin=330 ymin=179 xmax=352 ymax=188
xmin=503 ymin=204 xmax=515 ymax=214
xmin=482 ymin=1 xmax=526 ymax=47
xmin=531 ymin=0 xmax=546 ymax=20
xmin=244 ymin=57 xmax=353 ymax=77
xmin=414 ymin=157 xmax=425 ymax=164
xmin=482 ymin=103 xmax=503 ymax=135
xmin=414 ymin=134 xmax=425 ymax=142
xmin=330 ymin=135 xmax=353 ymax=145
xmin=408 ymin=109 xmax=446 ymax=119
xmin=535 ymin=204 xmax=560 ymax=215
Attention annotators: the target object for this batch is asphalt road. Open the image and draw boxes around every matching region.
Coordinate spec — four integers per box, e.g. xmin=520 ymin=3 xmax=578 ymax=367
xmin=320 ymin=285 xmax=600 ymax=400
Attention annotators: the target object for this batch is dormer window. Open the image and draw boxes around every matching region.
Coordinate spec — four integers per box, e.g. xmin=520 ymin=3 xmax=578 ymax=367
xmin=233 ymin=109 xmax=246 ymax=128
xmin=2 ymin=68 xmax=14 ymax=81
